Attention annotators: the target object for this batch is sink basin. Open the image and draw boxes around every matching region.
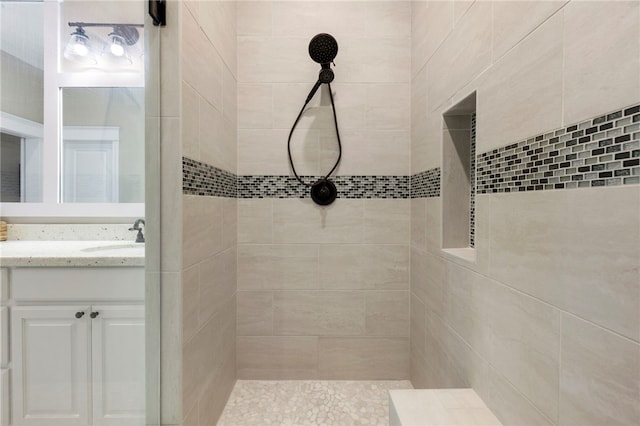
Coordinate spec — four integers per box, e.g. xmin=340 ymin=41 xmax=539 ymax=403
xmin=81 ymin=243 xmax=143 ymax=252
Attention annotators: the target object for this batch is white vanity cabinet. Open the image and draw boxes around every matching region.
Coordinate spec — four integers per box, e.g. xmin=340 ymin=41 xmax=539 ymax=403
xmin=11 ymin=306 xmax=91 ymax=426
xmin=6 ymin=267 xmax=144 ymax=426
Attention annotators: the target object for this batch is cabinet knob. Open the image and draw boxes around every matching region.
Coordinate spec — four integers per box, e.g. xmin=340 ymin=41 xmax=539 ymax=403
xmin=90 ymin=312 xmax=100 ymax=319
xmin=75 ymin=311 xmax=85 ymax=318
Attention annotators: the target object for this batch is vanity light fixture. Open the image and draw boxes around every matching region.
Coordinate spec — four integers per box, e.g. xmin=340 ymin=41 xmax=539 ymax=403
xmin=65 ymin=22 xmax=143 ymax=61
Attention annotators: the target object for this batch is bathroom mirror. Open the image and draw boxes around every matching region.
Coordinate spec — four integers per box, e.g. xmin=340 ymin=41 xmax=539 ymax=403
xmin=0 ymin=1 xmax=44 ymax=203
xmin=62 ymin=88 xmax=145 ymax=203
xmin=0 ymin=0 xmax=145 ymax=217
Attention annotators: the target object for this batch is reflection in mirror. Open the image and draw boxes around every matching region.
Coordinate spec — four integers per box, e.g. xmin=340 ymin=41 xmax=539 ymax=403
xmin=0 ymin=129 xmax=43 ymax=202
xmin=62 ymin=88 xmax=145 ymax=203
xmin=0 ymin=132 xmax=21 ymax=202
xmin=0 ymin=1 xmax=44 ymax=203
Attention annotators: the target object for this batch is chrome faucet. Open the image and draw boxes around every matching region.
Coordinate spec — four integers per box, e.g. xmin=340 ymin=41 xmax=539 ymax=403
xmin=129 ymin=219 xmax=145 ymax=243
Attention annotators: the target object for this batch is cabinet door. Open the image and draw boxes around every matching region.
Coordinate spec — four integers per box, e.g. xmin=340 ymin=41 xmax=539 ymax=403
xmin=91 ymin=305 xmax=144 ymax=426
xmin=11 ymin=306 xmax=90 ymax=426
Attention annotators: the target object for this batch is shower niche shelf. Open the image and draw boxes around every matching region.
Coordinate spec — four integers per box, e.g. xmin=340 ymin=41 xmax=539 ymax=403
xmin=442 ymin=92 xmax=477 ymax=261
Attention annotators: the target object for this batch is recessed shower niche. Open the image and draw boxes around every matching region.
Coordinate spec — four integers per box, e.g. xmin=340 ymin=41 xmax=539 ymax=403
xmin=442 ymin=92 xmax=476 ymax=260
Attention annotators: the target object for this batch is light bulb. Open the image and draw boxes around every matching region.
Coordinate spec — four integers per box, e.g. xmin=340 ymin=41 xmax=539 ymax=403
xmin=73 ymin=41 xmax=89 ymax=56
xmin=110 ymin=35 xmax=125 ymax=57
xmin=67 ymin=29 xmax=90 ymax=58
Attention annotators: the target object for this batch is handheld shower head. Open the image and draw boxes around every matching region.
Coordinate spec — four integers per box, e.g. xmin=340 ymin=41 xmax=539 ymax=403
xmin=308 ymin=33 xmax=338 ymax=64
xmin=289 ymin=33 xmax=343 ymax=206
xmin=305 ymin=33 xmax=338 ymax=103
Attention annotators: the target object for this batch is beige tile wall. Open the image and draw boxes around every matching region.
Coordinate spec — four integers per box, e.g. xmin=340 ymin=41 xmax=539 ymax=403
xmin=236 ymin=1 xmax=412 ymax=380
xmin=156 ymin=2 xmax=239 ymax=426
xmin=237 ymin=198 xmax=411 ymax=379
xmin=180 ymin=1 xmax=238 ymax=423
xmin=237 ymin=1 xmax=411 ymax=177
xmin=411 ymin=2 xmax=640 ymax=426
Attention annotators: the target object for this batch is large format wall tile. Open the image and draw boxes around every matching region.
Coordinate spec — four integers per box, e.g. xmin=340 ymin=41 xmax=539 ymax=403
xmin=272 ymin=199 xmax=364 ymax=244
xmin=364 ymin=199 xmax=410 ymax=244
xmin=237 ymin=1 xmax=271 ymax=37
xmin=237 ymin=244 xmax=319 ymax=290
xmin=182 ymin=265 xmax=200 ymax=344
xmin=199 ymin=0 xmax=237 ymax=76
xmin=319 ymin=244 xmax=409 ymax=291
xmin=182 ymin=195 xmax=223 ymax=269
xmin=182 ymin=299 xmax=235 ymax=418
xmin=560 ymin=314 xmax=640 ymax=426
xmin=442 ymin=325 xmax=490 ymax=401
xmin=563 ymin=0 xmax=640 ymax=124
xmin=199 ymin=248 xmax=237 ymax=324
xmin=238 ymin=36 xmax=317 ymax=84
xmin=339 ymin=37 xmax=411 ymax=84
xmin=237 ymin=336 xmax=319 ymax=379
xmin=411 ymin=0 xmax=452 ymax=78
xmin=318 ymin=337 xmax=409 ymax=379
xmin=222 ymin=197 xmax=237 ymax=250
xmin=446 ymin=264 xmax=493 ymax=360
xmin=487 ymin=368 xmax=555 ymax=426
xmin=236 ymin=291 xmax=273 ymax=336
xmin=182 ymin=8 xmax=223 ymax=111
xmin=238 ymin=199 xmax=273 ymax=244
xmin=410 ymin=198 xmax=427 ymax=251
xmin=411 ymin=250 xmax=446 ymax=319
xmin=365 ymin=291 xmax=410 ymax=337
xmin=273 ymin=291 xmax=366 ymax=336
xmin=270 ymin=1 xmax=366 ymax=39
xmin=238 ymin=128 xmax=320 ymax=176
xmin=489 ymin=285 xmax=561 ymax=421
xmin=365 ymin=2 xmax=411 ymax=38
xmin=492 ymin=1 xmax=568 ymax=62
xmin=426 ymin=1 xmax=491 ymax=112
xmin=182 ymin=82 xmax=200 ymax=160
xmin=272 ymin=83 xmax=334 ymax=130
xmin=477 ymin=12 xmax=563 ymax=153
xmin=237 ymin=83 xmax=272 ymax=129
xmin=322 ymin=129 xmax=411 ymax=176
xmin=489 ymin=187 xmax=640 ymax=341
xmin=410 ymin=294 xmax=428 ymax=389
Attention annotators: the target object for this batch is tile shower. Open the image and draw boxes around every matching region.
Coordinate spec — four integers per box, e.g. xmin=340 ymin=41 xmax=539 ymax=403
xmin=154 ymin=1 xmax=640 ymax=425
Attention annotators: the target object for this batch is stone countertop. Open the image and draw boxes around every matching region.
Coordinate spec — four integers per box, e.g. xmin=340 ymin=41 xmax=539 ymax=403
xmin=0 ymin=240 xmax=145 ymax=267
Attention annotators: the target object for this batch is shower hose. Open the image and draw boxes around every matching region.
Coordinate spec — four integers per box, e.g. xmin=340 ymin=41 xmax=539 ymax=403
xmin=287 ymin=82 xmax=342 ymax=188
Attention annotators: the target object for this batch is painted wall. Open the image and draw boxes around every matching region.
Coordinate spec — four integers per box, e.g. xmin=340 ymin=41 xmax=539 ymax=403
xmin=411 ymin=1 xmax=640 ymax=425
xmin=236 ymin=1 xmax=412 ymax=379
xmin=0 ymin=51 xmax=43 ymax=124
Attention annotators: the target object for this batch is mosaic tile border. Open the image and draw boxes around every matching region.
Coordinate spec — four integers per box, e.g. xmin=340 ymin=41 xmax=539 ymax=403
xmin=183 ymin=158 xmax=409 ymax=199
xmin=183 ymin=157 xmax=237 ymax=198
xmin=184 ymin=104 xmax=639 ymax=200
xmin=410 ymin=168 xmax=441 ymax=198
xmin=238 ymin=175 xmax=409 ymax=199
xmin=476 ymin=104 xmax=640 ymax=193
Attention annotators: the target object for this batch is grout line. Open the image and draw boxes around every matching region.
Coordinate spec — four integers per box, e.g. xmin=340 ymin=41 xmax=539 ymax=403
xmin=491 ymin=2 xmax=570 ymax=68
xmin=560 ymin=7 xmax=566 ymax=128
xmin=410 ymin=237 xmax=640 ymax=346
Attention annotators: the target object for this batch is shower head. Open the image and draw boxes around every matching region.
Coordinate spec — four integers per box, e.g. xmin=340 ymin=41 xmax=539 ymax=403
xmin=308 ymin=33 xmax=338 ymax=65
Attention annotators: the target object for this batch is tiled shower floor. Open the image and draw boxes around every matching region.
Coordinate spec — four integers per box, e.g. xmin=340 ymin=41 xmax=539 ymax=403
xmin=218 ymin=380 xmax=413 ymax=426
